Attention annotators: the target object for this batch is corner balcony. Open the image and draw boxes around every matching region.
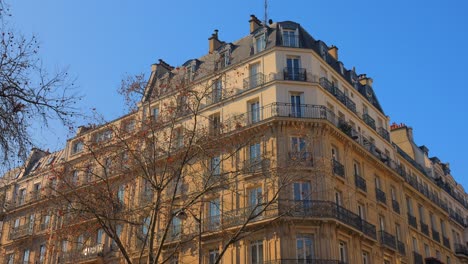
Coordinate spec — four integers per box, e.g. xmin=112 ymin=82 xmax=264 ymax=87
xmin=354 ymin=174 xmax=367 ymax=192
xmin=379 ymin=230 xmax=397 ymax=250
xmin=332 ymin=159 xmax=345 ymax=178
xmin=375 ymin=188 xmax=386 ymax=204
xmin=455 ymin=243 xmax=468 ymax=257
xmin=9 ymin=224 xmax=33 ymax=240
xmin=425 ymin=257 xmax=444 ymax=264
xmin=282 ymin=200 xmax=376 ymax=240
xmin=283 ymin=67 xmax=307 ymax=81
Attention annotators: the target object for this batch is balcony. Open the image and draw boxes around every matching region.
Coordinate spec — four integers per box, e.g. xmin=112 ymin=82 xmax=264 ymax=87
xmin=379 ymin=230 xmax=396 ymax=250
xmin=375 ymin=188 xmax=386 ymax=204
xmin=223 ymin=204 xmax=277 ymax=229
xmin=288 ymin=152 xmax=314 ymax=167
xmin=243 ymin=73 xmax=265 ymax=90
xmin=202 ymin=215 xmax=221 ymax=232
xmin=243 ymin=157 xmax=268 ymax=173
xmin=362 ymin=113 xmax=376 ymax=130
xmin=283 ymin=67 xmax=307 ymax=81
xmin=431 ymin=229 xmax=440 ymax=242
xmin=332 ymin=159 xmax=345 ymax=178
xmin=354 ymin=174 xmax=367 ymax=192
xmin=425 ymin=257 xmax=444 ymax=264
xmin=420 ymin=222 xmax=429 ymax=236
xmin=264 ymin=259 xmax=346 ymax=264
xmin=413 ymin=251 xmax=423 ymax=264
xmin=408 ymin=214 xmax=417 ymax=229
xmin=378 ymin=127 xmax=390 ymax=142
xmin=442 ymin=236 xmax=450 ymax=249
xmin=397 ymin=240 xmax=406 ymax=255
xmin=9 ymin=224 xmax=33 ymax=240
xmin=61 ymin=244 xmax=104 ymax=263
xmin=391 ymin=199 xmax=400 ymax=214
xmin=344 ymin=97 xmax=356 ymax=114
xmin=282 ymin=200 xmax=376 ymax=240
xmin=455 ymin=243 xmax=468 ymax=257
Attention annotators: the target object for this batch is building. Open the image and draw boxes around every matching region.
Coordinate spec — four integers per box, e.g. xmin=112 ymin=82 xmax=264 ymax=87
xmin=0 ymin=14 xmax=467 ymax=264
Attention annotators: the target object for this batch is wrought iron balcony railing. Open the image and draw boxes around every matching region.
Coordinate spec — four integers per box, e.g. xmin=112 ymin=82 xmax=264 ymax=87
xmin=379 ymin=230 xmax=396 ymax=250
xmin=362 ymin=113 xmax=376 ymax=130
xmin=408 ymin=214 xmax=417 ymax=229
xmin=397 ymin=240 xmax=406 ymax=255
xmin=375 ymin=188 xmax=386 ymax=204
xmin=243 ymin=73 xmax=265 ymax=90
xmin=442 ymin=236 xmax=450 ymax=249
xmin=354 ymin=174 xmax=367 ymax=192
xmin=378 ymin=127 xmax=390 ymax=142
xmin=420 ymin=221 xmax=429 ymax=236
xmin=391 ymin=199 xmax=400 ymax=214
xmin=332 ymin=159 xmax=345 ymax=178
xmin=455 ymin=243 xmax=468 ymax=256
xmin=281 ymin=200 xmax=376 ymax=240
xmin=60 ymin=244 xmax=104 ymax=263
xmin=288 ymin=152 xmax=314 ymax=167
xmin=431 ymin=229 xmax=440 ymax=242
xmin=413 ymin=251 xmax=423 ymax=264
xmin=283 ymin=67 xmax=307 ymax=81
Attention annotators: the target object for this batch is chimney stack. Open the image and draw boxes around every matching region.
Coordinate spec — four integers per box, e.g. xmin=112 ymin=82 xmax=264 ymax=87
xmin=209 ymin=29 xmax=223 ymax=53
xmin=328 ymin=45 xmax=339 ymax=60
xmin=358 ymin=74 xmax=373 ymax=87
xmin=249 ymin=14 xmax=262 ymax=33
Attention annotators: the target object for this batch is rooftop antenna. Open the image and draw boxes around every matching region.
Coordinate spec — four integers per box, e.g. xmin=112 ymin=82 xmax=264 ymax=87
xmin=264 ymin=0 xmax=268 ymax=26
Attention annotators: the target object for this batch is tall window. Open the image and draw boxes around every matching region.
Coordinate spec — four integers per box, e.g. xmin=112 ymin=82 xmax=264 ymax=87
xmin=142 ymin=216 xmax=150 ymax=236
xmin=61 ymin=240 xmax=68 ymax=253
xmin=379 ymin=215 xmax=386 ymax=231
xmin=255 ymin=34 xmax=266 ymax=53
xmin=286 ymin=57 xmax=301 ymax=81
xmin=171 ymin=214 xmax=182 ymax=238
xmin=6 ymin=253 xmax=14 ymax=264
xmin=212 ymin=79 xmax=223 ymax=103
xmin=331 ymin=145 xmax=339 ymax=161
xmin=208 ymin=199 xmax=221 ymax=227
xmin=249 ymin=187 xmax=263 ymax=216
xmin=209 ymin=249 xmax=219 ymax=264
xmin=289 ymin=92 xmax=303 ymax=117
xmin=23 ymin=249 xmax=30 ymax=263
xmin=418 ymin=204 xmax=425 ymax=223
xmin=250 ymin=143 xmax=261 ymax=162
xmin=412 ymin=237 xmax=418 ymax=253
xmin=39 ymin=244 xmax=46 ymax=263
xmin=395 ymin=224 xmax=402 ymax=242
xmin=335 ymin=191 xmax=343 ymax=206
xmin=357 ymin=203 xmax=366 ymax=220
xmin=249 ymin=100 xmax=260 ymax=123
xmin=152 ymin=107 xmax=160 ymax=120
xmin=353 ymin=162 xmax=361 ymax=176
xmin=97 ymin=228 xmax=105 ymax=245
xmin=291 ymin=137 xmax=306 ymax=160
xmin=362 ymin=251 xmax=369 ymax=264
xmin=118 ymin=185 xmax=125 ymax=203
xmin=283 ymin=29 xmax=298 ymax=47
xmin=338 ymin=241 xmax=347 ymax=263
xmin=210 ymin=113 xmax=221 ymax=135
xmin=293 ymin=182 xmax=311 ymax=201
xmin=72 ymin=141 xmax=84 ymax=154
xmin=211 ymin=156 xmax=221 ymax=176
xmin=406 ymin=196 xmax=414 ymax=215
xmin=424 ymin=244 xmax=430 ymax=257
xmin=296 ymin=235 xmax=314 ymax=262
xmin=251 ymin=240 xmax=264 ymax=264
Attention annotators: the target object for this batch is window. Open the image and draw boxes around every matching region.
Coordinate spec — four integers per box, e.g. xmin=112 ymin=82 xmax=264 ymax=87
xmin=97 ymin=228 xmax=105 ymax=245
xmin=77 ymin=234 xmax=84 ymax=249
xmin=338 ymin=241 xmax=347 ymax=263
xmin=395 ymin=224 xmax=402 ymax=242
xmin=41 ymin=214 xmax=50 ymax=229
xmin=142 ymin=216 xmax=150 ymax=236
xmin=248 ymin=63 xmax=261 ymax=88
xmin=357 ymin=203 xmax=366 ymax=220
xmin=208 ymin=199 xmax=221 ymax=227
xmin=170 ymin=253 xmax=179 ymax=264
xmin=424 ymin=243 xmax=430 ymax=257
xmin=249 ymin=143 xmax=261 ymax=162
xmin=255 ymin=34 xmax=266 ymax=53
xmin=72 ymin=141 xmax=84 ymax=154
xmin=430 ymin=212 xmax=437 ymax=230
xmin=19 ymin=188 xmax=26 ymax=205
xmin=118 ymin=185 xmax=125 ymax=203
xmin=335 ymin=190 xmax=343 ymax=206
xmin=286 ymin=56 xmax=302 ymax=81
xmin=95 ymin=129 xmax=112 ymax=142
xmin=6 ymin=253 xmax=14 ymax=264
xmin=282 ymin=29 xmax=298 ymax=47
xmin=296 ymin=235 xmax=314 ymax=262
xmin=362 ymin=251 xmax=369 ymax=264
xmin=250 ymin=240 xmax=263 ymax=264
xmin=418 ymin=204 xmax=425 ymax=223
xmin=72 ymin=170 xmax=79 ymax=185
xmin=171 ymin=214 xmax=182 ymax=238
xmin=211 ymin=156 xmax=221 ymax=176
xmin=174 ymin=127 xmax=183 ymax=149
xmin=440 ymin=219 xmax=446 ymax=236
xmin=331 ymin=145 xmax=339 ymax=161
xmin=293 ymin=182 xmax=311 ymax=201
xmin=209 ymin=249 xmax=219 ymax=264
xmin=151 ymin=107 xmax=160 ymax=120
xmin=249 ymin=100 xmax=260 ymax=123
xmin=289 ymin=92 xmax=303 ymax=117
xmin=124 ymin=119 xmax=136 ymax=132
xmin=62 ymin=240 xmax=68 ymax=253
xmin=210 ymin=113 xmax=221 ymax=135
xmin=23 ymin=249 xmax=30 ymax=263
xmin=390 ymin=186 xmax=397 ymax=201
xmin=249 ymin=187 xmax=263 ymax=216
xmin=412 ymin=237 xmax=418 ymax=252
xmin=447 ymin=256 xmax=451 ymax=264
xmin=379 ymin=215 xmax=386 ymax=231
xmin=375 ymin=176 xmax=382 ymax=189
xmin=113 ymin=225 xmax=123 ymax=247
xmin=212 ymin=79 xmax=223 ymax=103
xmin=219 ymin=51 xmax=230 ymax=68
xmin=406 ymin=196 xmax=414 ymax=215
xmin=353 ymin=162 xmax=361 ymax=176
xmin=291 ymin=137 xmax=307 ymax=160
xmin=39 ymin=244 xmax=46 ymax=263
xmin=436 ymin=250 xmax=441 ymax=260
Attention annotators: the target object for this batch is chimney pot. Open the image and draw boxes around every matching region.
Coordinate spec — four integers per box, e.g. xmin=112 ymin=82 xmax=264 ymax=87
xmin=328 ymin=45 xmax=339 ymax=60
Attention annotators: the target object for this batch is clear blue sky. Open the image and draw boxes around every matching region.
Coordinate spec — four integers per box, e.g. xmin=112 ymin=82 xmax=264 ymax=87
xmin=9 ymin=0 xmax=468 ymax=187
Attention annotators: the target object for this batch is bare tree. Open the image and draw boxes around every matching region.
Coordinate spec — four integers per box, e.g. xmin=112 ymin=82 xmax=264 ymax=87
xmin=0 ymin=0 xmax=79 ymax=167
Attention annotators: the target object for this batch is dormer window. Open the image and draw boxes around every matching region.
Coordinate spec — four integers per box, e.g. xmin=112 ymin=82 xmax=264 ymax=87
xmin=282 ymin=29 xmax=299 ymax=47
xmin=72 ymin=141 xmax=84 ymax=154
xmin=254 ymin=33 xmax=266 ymax=53
xmin=219 ymin=51 xmax=230 ymax=69
xmin=95 ymin=129 xmax=112 ymax=142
